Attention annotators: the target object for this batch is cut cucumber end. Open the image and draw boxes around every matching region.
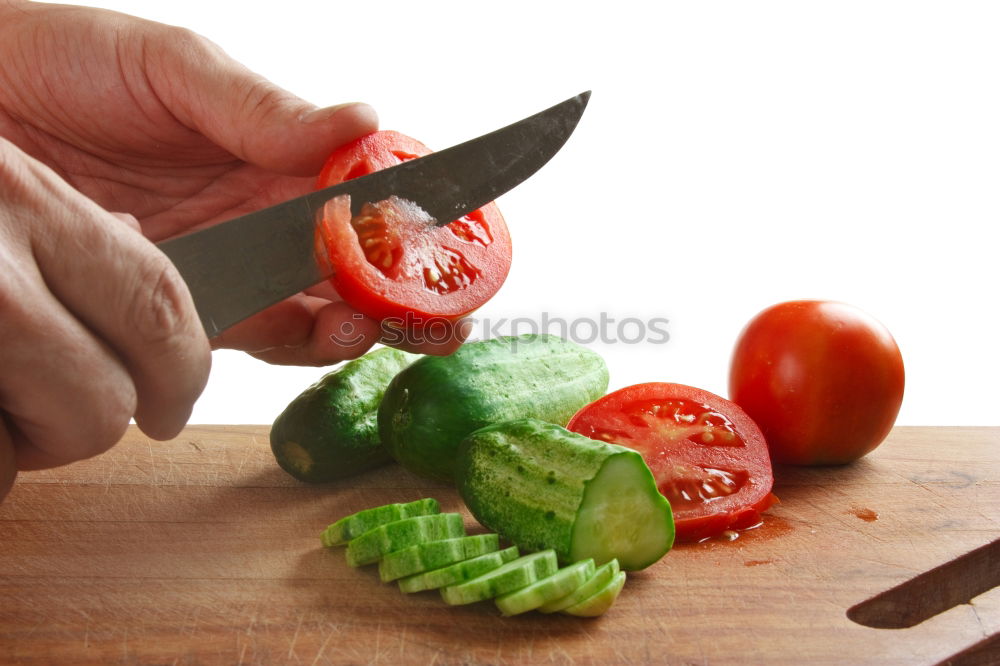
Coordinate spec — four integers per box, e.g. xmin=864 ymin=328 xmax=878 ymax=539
xmin=564 ymin=570 xmax=627 ymax=617
xmin=570 ymin=452 xmax=674 ymax=571
xmin=278 ymin=441 xmax=315 ymax=479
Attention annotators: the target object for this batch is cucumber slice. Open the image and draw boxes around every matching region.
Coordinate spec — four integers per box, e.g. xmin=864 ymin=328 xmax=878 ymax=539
xmin=346 ymin=513 xmax=464 ymax=567
xmin=563 ymin=570 xmax=627 ymax=617
xmin=399 ymin=546 xmax=519 ymax=594
xmin=440 ymin=550 xmax=558 ymax=606
xmin=379 ymin=534 xmax=500 ymax=582
xmin=494 ymin=559 xmax=595 ymax=616
xmin=538 ymin=559 xmax=620 ymax=613
xmin=570 ymin=453 xmax=674 ymax=570
xmin=321 ymin=498 xmax=440 ymax=547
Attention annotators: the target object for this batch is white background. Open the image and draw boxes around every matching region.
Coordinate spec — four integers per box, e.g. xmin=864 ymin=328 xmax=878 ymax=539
xmin=65 ymin=1 xmax=998 ymax=425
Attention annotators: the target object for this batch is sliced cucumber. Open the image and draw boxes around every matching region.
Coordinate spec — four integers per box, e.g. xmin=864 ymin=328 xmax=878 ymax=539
xmin=494 ymin=558 xmax=595 ymax=616
xmin=379 ymin=534 xmax=500 ymax=582
xmin=321 ymin=498 xmax=440 ymax=547
xmin=570 ymin=454 xmax=674 ymax=570
xmin=538 ymin=559 xmax=620 ymax=614
xmin=346 ymin=513 xmax=464 ymax=567
xmin=440 ymin=550 xmax=558 ymax=606
xmin=564 ymin=570 xmax=627 ymax=617
xmin=398 ymin=546 xmax=519 ymax=594
xmin=456 ymin=419 xmax=674 ymax=571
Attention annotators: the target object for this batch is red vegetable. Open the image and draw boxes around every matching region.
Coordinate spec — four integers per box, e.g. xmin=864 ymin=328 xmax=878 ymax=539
xmin=315 ymin=131 xmax=512 ymax=324
xmin=567 ymin=382 xmax=776 ymax=542
xmin=729 ymin=300 xmax=905 ymax=465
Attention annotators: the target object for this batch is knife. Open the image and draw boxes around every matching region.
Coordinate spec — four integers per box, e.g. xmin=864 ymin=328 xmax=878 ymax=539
xmin=156 ymin=91 xmax=591 ymax=338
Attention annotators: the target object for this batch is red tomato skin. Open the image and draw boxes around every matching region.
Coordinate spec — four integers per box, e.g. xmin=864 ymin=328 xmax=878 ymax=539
xmin=729 ymin=301 xmax=905 ymax=465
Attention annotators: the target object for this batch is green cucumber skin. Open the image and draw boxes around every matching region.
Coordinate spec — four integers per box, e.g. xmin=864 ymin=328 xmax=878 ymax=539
xmin=321 ymin=498 xmax=440 ymax=547
xmin=345 ymin=513 xmax=465 ymax=567
xmin=398 ymin=546 xmax=519 ymax=594
xmin=439 ymin=550 xmax=559 ymax=605
xmin=495 ymin=558 xmax=596 ymax=616
xmin=456 ymin=418 xmax=633 ymax=562
xmin=271 ymin=347 xmax=419 ymax=483
xmin=378 ymin=533 xmax=500 ymax=582
xmin=378 ymin=335 xmax=609 ymax=482
xmin=538 ymin=559 xmax=620 ymax=614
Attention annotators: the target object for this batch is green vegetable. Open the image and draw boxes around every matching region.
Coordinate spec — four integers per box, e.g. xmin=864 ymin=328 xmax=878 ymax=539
xmin=378 ymin=534 xmax=500 ymax=582
xmin=345 ymin=513 xmax=465 ymax=567
xmin=455 ymin=418 xmax=674 ymax=571
xmin=494 ymin=559 xmax=595 ymax=616
xmin=271 ymin=347 xmax=418 ymax=482
xmin=538 ymin=559 xmax=621 ymax=613
xmin=398 ymin=546 xmax=520 ymax=594
xmin=564 ymin=571 xmax=627 ymax=617
xmin=320 ymin=498 xmax=440 ymax=547
xmin=378 ymin=334 xmax=609 ymax=482
xmin=440 ymin=550 xmax=559 ymax=606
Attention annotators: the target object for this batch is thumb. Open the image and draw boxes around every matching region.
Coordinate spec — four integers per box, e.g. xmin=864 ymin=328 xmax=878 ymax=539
xmin=150 ymin=30 xmax=378 ymax=176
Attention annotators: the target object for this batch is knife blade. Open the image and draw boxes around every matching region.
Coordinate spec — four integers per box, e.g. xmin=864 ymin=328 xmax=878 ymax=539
xmin=157 ymin=91 xmax=591 ymax=338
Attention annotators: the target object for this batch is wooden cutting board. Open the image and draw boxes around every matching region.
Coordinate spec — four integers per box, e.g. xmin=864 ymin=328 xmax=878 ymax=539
xmin=0 ymin=426 xmax=997 ymax=665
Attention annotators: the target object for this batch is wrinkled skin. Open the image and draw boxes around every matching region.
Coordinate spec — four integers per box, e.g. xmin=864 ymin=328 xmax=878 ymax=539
xmin=0 ymin=1 xmax=465 ymax=502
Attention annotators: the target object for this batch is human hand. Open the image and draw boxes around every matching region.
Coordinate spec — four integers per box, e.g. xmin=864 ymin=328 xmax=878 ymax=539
xmin=0 ymin=1 xmax=464 ymax=501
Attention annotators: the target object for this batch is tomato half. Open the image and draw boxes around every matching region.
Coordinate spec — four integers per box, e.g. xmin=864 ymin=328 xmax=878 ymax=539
xmin=567 ymin=382 xmax=776 ymax=542
xmin=315 ymin=131 xmax=512 ymax=324
xmin=729 ymin=300 xmax=905 ymax=465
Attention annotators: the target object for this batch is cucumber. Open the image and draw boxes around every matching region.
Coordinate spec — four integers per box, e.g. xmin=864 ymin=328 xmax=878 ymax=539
xmin=378 ymin=334 xmax=608 ymax=482
xmin=320 ymin=498 xmax=440 ymax=547
xmin=494 ymin=559 xmax=595 ymax=616
xmin=538 ymin=559 xmax=620 ymax=613
xmin=440 ymin=550 xmax=559 ymax=606
xmin=455 ymin=418 xmax=674 ymax=571
xmin=378 ymin=534 xmax=500 ymax=582
xmin=398 ymin=546 xmax=519 ymax=594
xmin=564 ymin=570 xmax=627 ymax=617
xmin=346 ymin=513 xmax=465 ymax=567
xmin=271 ymin=347 xmax=418 ymax=482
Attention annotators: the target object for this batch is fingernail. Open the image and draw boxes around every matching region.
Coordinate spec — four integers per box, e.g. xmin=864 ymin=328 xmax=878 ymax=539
xmin=300 ymin=102 xmax=362 ymax=124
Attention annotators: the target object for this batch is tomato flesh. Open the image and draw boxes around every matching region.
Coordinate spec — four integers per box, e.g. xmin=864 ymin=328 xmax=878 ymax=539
xmin=568 ymin=383 xmax=776 ymax=542
xmin=315 ymin=131 xmax=512 ymax=323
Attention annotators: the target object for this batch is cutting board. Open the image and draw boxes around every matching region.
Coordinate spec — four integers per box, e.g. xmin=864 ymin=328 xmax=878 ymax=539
xmin=0 ymin=426 xmax=997 ymax=665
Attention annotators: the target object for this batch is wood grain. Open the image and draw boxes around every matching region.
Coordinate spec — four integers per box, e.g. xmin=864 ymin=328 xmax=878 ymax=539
xmin=0 ymin=426 xmax=997 ymax=665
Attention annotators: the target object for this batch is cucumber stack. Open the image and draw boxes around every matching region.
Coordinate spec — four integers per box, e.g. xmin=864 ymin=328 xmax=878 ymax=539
xmin=321 ymin=499 xmax=628 ymax=617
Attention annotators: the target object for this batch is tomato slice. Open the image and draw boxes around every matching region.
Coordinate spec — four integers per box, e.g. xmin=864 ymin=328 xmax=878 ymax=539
xmin=315 ymin=131 xmax=512 ymax=324
xmin=566 ymin=382 xmax=777 ymax=542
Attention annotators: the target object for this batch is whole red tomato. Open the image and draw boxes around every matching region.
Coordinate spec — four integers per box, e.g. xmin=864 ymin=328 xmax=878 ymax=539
xmin=728 ymin=301 xmax=904 ymax=465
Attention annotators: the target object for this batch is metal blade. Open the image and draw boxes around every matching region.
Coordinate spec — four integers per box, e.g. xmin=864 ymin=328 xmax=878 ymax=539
xmin=157 ymin=91 xmax=591 ymax=338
